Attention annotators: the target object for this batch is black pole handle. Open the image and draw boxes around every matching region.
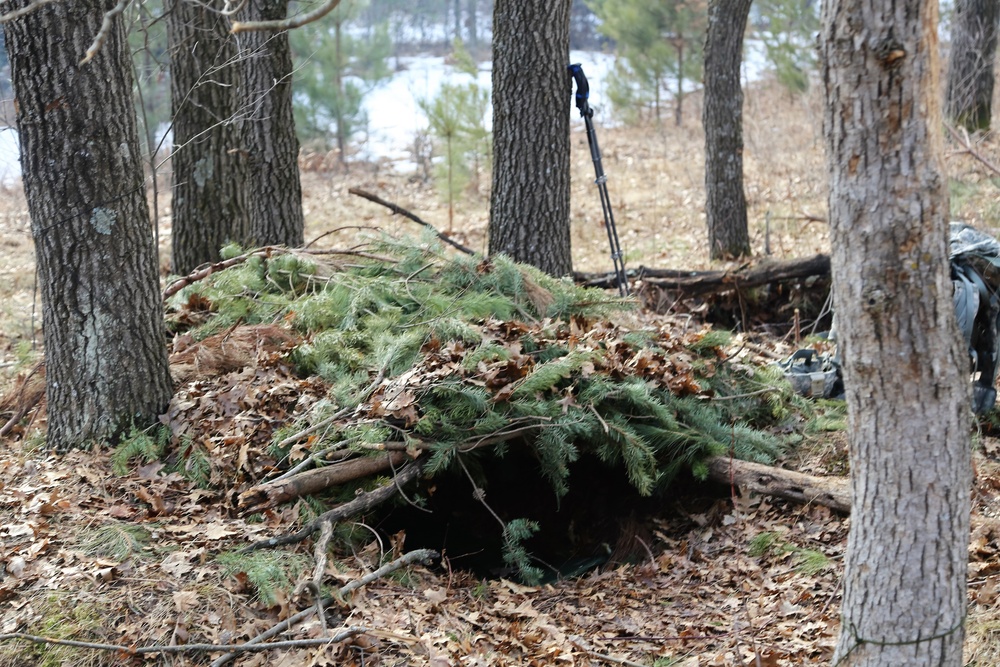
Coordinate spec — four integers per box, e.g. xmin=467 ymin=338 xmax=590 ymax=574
xmin=568 ymin=63 xmax=591 ymax=117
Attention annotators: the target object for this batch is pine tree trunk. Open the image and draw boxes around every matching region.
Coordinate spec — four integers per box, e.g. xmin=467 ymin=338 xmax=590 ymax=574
xmin=945 ymin=0 xmax=1000 ymax=132
xmin=822 ymin=1 xmax=971 ymax=664
xmin=489 ymin=0 xmax=572 ymax=277
xmin=467 ymin=0 xmax=478 ymax=49
xmin=334 ymin=18 xmax=348 ymax=166
xmin=4 ymin=0 xmax=173 ymax=449
xmin=703 ymin=0 xmax=751 ymax=260
xmin=674 ymin=39 xmax=684 ymax=127
xmin=166 ymin=0 xmax=248 ymax=274
xmin=235 ymin=0 xmax=305 ymax=248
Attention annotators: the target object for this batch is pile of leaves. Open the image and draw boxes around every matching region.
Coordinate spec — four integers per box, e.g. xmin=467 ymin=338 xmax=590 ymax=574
xmin=150 ymin=235 xmax=801 ymax=579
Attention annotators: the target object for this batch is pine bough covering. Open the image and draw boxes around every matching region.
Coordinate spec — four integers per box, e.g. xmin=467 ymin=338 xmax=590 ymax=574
xmin=166 ymin=236 xmax=798 ymax=578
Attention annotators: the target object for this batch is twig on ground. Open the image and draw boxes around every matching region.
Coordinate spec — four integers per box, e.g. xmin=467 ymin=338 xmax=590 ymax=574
xmin=211 ymin=548 xmax=438 ymax=667
xmin=348 ymin=187 xmax=476 ymax=255
xmin=569 ymin=634 xmax=651 ymax=667
xmin=294 ymin=519 xmax=334 ymax=631
xmin=240 ymin=458 xmax=426 ymax=552
xmin=0 ymin=627 xmax=366 ymax=657
xmin=946 ymin=123 xmax=1000 ymax=178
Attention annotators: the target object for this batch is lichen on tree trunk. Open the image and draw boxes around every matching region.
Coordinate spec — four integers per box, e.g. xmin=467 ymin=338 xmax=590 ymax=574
xmin=5 ymin=0 xmax=173 ymax=448
xmin=167 ymin=0 xmax=248 ymax=274
xmin=821 ymin=1 xmax=971 ymax=664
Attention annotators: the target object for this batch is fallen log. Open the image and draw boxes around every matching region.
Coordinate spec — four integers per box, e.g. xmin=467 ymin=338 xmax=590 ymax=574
xmin=705 ymin=455 xmax=850 ymax=512
xmin=705 ymin=456 xmax=1000 ymax=536
xmin=239 ymin=451 xmax=410 ymax=513
xmin=574 ymin=254 xmax=831 ymax=297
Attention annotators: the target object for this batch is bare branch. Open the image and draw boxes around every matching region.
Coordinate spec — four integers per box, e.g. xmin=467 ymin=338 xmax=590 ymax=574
xmin=0 ymin=627 xmax=366 ymax=656
xmin=0 ymin=0 xmax=59 ymax=24
xmin=182 ymin=0 xmax=248 ymax=16
xmin=230 ymin=0 xmax=341 ymax=32
xmin=239 ymin=458 xmax=426 ymax=552
xmin=211 ymin=549 xmax=437 ymax=667
xmin=79 ymin=0 xmax=133 ymax=65
xmin=946 ymin=122 xmax=1000 ymax=177
xmin=348 ymin=188 xmax=476 ymax=255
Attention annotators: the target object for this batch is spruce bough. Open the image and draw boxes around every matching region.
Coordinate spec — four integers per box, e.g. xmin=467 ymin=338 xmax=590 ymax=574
xmin=167 ymin=236 xmax=798 ymax=581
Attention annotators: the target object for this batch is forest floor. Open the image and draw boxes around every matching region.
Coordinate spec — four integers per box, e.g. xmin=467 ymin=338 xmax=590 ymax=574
xmin=3 ymin=78 xmax=1000 ymax=665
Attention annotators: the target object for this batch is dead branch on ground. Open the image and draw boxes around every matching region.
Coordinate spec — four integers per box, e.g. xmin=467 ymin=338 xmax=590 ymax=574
xmin=0 ymin=627 xmax=366 ymax=658
xmin=348 ymin=187 xmax=477 ymax=255
xmin=240 ymin=458 xmax=426 ymax=552
xmin=705 ymin=456 xmax=850 ymax=512
xmin=210 ymin=548 xmax=438 ymax=667
xmin=569 ymin=634 xmax=654 ymax=667
xmin=575 ymin=254 xmax=831 ymax=297
xmin=239 ymin=451 xmax=411 ymax=513
xmin=946 ymin=123 xmax=1000 ymax=178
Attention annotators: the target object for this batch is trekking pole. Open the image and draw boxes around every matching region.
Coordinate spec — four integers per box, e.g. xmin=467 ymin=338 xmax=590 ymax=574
xmin=569 ymin=63 xmax=629 ymax=297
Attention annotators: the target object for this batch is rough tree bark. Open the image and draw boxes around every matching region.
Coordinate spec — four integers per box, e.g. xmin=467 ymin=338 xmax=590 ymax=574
xmin=945 ymin=0 xmax=1000 ymax=132
xmin=488 ymin=0 xmax=572 ymax=277
xmin=167 ymin=0 xmax=248 ymax=274
xmin=4 ymin=0 xmax=173 ymax=449
xmin=822 ymin=1 xmax=971 ymax=664
xmin=703 ymin=0 xmax=752 ymax=260
xmin=235 ymin=0 xmax=305 ymax=248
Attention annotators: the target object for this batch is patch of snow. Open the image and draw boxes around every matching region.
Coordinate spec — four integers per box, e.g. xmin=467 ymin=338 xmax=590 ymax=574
xmin=0 ymin=127 xmax=20 ymax=185
xmin=359 ymin=50 xmax=617 ymax=169
xmin=0 ymin=47 xmax=772 ymax=181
